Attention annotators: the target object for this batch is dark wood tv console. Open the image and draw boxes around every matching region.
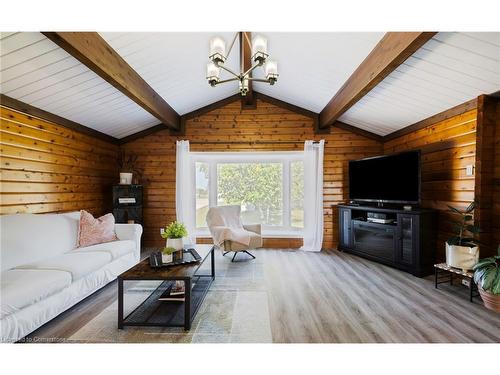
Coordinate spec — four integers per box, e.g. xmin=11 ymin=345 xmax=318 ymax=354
xmin=337 ymin=204 xmax=437 ymax=277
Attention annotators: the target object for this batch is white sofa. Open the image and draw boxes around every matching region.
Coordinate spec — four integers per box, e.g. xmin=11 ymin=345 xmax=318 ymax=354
xmin=0 ymin=211 xmax=142 ymax=342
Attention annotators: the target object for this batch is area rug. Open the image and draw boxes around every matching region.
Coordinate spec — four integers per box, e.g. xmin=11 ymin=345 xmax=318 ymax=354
xmin=68 ymin=257 xmax=273 ymax=343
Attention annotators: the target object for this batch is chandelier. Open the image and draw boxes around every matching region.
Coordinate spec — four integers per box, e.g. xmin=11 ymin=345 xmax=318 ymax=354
xmin=206 ymin=32 xmax=279 ymax=96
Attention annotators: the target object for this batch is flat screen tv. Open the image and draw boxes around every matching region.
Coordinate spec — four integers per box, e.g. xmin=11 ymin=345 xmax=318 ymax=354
xmin=349 ymin=151 xmax=421 ymax=204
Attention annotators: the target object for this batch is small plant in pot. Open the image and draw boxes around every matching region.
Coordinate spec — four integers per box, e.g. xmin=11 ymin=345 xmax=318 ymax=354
xmin=161 ymin=247 xmax=176 ymax=264
xmin=473 ymin=246 xmax=500 ymax=313
xmin=117 ymin=151 xmax=138 ymax=185
xmin=445 ymin=201 xmax=480 ymax=271
xmin=161 ymin=221 xmax=188 ymax=254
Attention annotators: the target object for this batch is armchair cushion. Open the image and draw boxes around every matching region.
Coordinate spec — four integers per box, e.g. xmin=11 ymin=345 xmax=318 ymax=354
xmin=206 ymin=206 xmax=251 ymax=246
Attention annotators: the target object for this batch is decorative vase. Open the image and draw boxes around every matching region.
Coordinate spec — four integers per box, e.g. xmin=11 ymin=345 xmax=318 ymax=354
xmin=445 ymin=242 xmax=479 ymax=271
xmin=119 ymin=172 xmax=133 ymax=185
xmin=161 ymin=252 xmax=173 ymax=264
xmin=478 ymin=286 xmax=500 ymax=313
xmin=166 ymin=238 xmax=184 ymax=251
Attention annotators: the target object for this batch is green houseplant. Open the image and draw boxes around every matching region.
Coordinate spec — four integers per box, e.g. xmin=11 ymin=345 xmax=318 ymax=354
xmin=161 ymin=221 xmax=188 ymax=251
xmin=473 ymin=246 xmax=500 ymax=313
xmin=161 ymin=247 xmax=176 ymax=264
xmin=445 ymin=201 xmax=480 ymax=271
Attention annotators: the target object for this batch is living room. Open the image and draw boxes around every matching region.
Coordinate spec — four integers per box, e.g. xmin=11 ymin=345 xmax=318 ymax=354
xmin=1 ymin=1 xmax=499 ymax=373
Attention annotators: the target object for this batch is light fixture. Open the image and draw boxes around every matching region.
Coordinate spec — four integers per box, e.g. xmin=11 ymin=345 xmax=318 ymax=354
xmin=206 ymin=32 xmax=279 ymax=96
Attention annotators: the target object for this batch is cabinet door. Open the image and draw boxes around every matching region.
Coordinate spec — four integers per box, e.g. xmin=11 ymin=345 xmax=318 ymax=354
xmin=396 ymin=214 xmax=418 ymax=266
xmin=339 ymin=208 xmax=352 ymax=249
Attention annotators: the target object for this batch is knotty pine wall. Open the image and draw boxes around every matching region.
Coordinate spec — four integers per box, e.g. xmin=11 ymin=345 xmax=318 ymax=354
xmin=121 ymin=99 xmax=383 ymax=249
xmin=0 ymin=106 xmax=119 ymax=216
xmin=493 ymin=101 xmax=500 ymax=252
xmin=383 ymin=109 xmax=478 ymax=260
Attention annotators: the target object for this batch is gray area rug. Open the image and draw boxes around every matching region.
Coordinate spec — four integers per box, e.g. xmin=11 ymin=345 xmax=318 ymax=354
xmin=69 ymin=252 xmax=272 ymax=343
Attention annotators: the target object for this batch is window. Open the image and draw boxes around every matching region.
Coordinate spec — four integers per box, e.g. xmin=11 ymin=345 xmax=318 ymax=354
xmin=191 ymin=152 xmax=304 ymax=236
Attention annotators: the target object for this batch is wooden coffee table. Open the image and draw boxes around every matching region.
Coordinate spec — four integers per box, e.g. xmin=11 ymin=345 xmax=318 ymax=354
xmin=118 ymin=244 xmax=215 ymax=330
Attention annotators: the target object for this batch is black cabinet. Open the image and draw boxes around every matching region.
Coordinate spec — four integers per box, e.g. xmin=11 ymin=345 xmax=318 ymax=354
xmin=113 ymin=185 xmax=143 ymax=224
xmin=338 ymin=205 xmax=436 ymax=277
xmin=339 ymin=207 xmax=352 ymax=249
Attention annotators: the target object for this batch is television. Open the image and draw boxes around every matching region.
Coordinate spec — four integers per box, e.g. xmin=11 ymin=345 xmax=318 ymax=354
xmin=348 ymin=151 xmax=421 ymax=204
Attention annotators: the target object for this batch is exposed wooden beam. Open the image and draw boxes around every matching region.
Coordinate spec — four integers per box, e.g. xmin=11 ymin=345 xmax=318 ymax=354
xmin=240 ymin=31 xmax=256 ymax=108
xmin=473 ymin=95 xmax=499 ymax=257
xmin=0 ymin=94 xmax=119 ymax=144
xmin=383 ymin=98 xmax=478 ymax=141
xmin=42 ymin=32 xmax=180 ymax=130
xmin=319 ymin=32 xmax=437 ymax=128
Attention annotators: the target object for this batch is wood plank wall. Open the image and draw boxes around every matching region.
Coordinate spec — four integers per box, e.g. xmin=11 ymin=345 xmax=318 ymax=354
xmin=383 ymin=109 xmax=478 ymax=261
xmin=0 ymin=106 xmax=119 ymax=216
xmin=121 ymin=99 xmax=383 ymax=248
xmin=494 ymin=101 xmax=500 ymax=253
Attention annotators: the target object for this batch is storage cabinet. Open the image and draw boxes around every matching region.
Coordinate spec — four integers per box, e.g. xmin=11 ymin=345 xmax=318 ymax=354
xmin=113 ymin=185 xmax=143 ymax=225
xmin=338 ymin=205 xmax=436 ymax=277
xmin=339 ymin=207 xmax=352 ymax=249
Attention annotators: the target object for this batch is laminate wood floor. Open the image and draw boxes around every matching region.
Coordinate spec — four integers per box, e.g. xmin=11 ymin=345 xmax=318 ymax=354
xmin=25 ymin=249 xmax=500 ymax=343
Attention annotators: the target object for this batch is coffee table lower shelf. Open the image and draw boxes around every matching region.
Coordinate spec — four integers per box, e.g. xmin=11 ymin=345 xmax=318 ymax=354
xmin=121 ymin=277 xmax=212 ymax=329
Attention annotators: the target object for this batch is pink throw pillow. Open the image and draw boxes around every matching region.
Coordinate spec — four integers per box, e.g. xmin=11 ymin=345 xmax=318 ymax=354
xmin=77 ymin=210 xmax=118 ymax=248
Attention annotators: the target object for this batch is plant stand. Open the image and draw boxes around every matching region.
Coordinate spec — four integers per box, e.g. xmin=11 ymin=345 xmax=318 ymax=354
xmin=434 ymin=263 xmax=479 ymax=302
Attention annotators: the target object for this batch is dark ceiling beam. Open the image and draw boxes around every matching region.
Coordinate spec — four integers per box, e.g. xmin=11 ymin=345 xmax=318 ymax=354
xmin=42 ymin=32 xmax=180 ymax=130
xmin=319 ymin=32 xmax=437 ymax=129
xmin=0 ymin=94 xmax=119 ymax=144
xmin=240 ymin=31 xmax=256 ymax=108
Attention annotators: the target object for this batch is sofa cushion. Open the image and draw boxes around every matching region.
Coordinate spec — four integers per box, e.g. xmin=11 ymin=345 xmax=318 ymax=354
xmin=77 ymin=210 xmax=118 ymax=248
xmin=0 ymin=212 xmax=80 ymax=272
xmin=1 ymin=269 xmax=72 ymax=318
xmin=73 ymin=240 xmax=135 ymax=260
xmin=16 ymin=252 xmax=112 ymax=281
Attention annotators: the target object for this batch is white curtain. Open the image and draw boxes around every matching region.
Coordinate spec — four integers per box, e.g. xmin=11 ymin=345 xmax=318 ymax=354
xmin=175 ymin=140 xmax=196 ymax=245
xmin=300 ymin=140 xmax=325 ymax=252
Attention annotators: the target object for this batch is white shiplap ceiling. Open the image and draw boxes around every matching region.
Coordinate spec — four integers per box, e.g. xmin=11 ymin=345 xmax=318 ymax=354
xmin=0 ymin=32 xmax=159 ymax=138
xmin=100 ymin=32 xmax=244 ymax=116
xmin=1 ymin=32 xmax=499 ymax=138
xmin=250 ymin=32 xmax=385 ymax=112
xmin=101 ymin=32 xmax=385 ymax=115
xmin=339 ymin=32 xmax=500 ymax=135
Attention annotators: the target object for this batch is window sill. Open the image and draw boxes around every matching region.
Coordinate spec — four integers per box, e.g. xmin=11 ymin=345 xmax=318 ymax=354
xmin=195 ymin=230 xmax=303 ymax=239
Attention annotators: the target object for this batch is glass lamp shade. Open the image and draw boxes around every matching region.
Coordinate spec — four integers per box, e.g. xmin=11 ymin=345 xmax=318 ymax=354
xmin=206 ymin=62 xmax=220 ymax=78
xmin=206 ymin=62 xmax=220 ymax=85
xmin=265 ymin=60 xmax=278 ymax=76
xmin=209 ymin=37 xmax=226 ymax=60
xmin=252 ymin=35 xmax=268 ymax=56
xmin=265 ymin=60 xmax=279 ymax=84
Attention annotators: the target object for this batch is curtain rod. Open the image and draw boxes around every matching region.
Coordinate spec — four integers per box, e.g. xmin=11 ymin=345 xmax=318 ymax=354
xmin=188 ymin=140 xmax=324 ymax=145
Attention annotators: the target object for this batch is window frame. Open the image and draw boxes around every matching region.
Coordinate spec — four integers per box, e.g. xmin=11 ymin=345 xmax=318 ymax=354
xmin=191 ymin=151 xmax=304 ymax=237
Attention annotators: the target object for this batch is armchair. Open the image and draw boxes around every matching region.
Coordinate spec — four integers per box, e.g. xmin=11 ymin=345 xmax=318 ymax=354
xmin=206 ymin=206 xmax=262 ymax=261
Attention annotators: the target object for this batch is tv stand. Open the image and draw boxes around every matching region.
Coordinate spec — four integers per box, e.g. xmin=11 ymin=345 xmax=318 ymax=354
xmin=337 ymin=204 xmax=437 ymax=277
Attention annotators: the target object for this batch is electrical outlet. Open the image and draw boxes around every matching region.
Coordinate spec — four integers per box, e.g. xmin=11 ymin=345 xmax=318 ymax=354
xmin=160 ymin=228 xmax=165 ymax=235
xmin=466 ymin=165 xmax=474 ymax=176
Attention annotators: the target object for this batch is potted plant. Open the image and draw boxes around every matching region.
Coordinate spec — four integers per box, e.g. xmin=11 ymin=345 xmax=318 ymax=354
xmin=117 ymin=151 xmax=138 ymax=185
xmin=161 ymin=247 xmax=176 ymax=264
xmin=161 ymin=221 xmax=188 ymax=252
xmin=445 ymin=201 xmax=480 ymax=271
xmin=473 ymin=246 xmax=500 ymax=312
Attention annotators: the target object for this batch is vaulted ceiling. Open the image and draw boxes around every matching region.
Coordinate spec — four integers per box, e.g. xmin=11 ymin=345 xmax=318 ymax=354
xmin=1 ymin=32 xmax=499 ymax=139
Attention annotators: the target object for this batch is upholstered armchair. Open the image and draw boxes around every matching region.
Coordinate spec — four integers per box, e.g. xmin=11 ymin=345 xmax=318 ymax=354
xmin=206 ymin=206 xmax=262 ymax=261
